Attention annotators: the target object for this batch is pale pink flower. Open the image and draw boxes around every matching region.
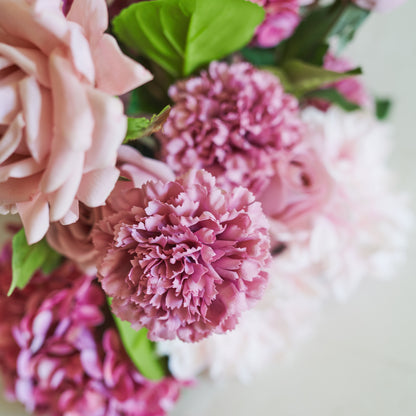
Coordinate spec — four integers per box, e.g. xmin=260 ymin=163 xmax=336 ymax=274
xmin=0 ymin=250 xmax=182 ymax=416
xmin=159 ymin=61 xmax=303 ymax=198
xmin=293 ymin=107 xmax=412 ymax=300
xmin=0 ymin=0 xmax=152 ymax=244
xmin=257 ymin=144 xmax=333 ymax=235
xmin=93 ymin=169 xmax=271 ymax=343
xmin=157 ymin=250 xmax=322 ymax=382
xmin=46 ymin=145 xmax=174 ymax=274
xmin=353 ymin=0 xmax=407 ymax=12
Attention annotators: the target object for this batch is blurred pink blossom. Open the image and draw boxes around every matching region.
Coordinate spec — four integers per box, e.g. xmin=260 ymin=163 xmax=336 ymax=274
xmin=93 ymin=169 xmax=271 ymax=343
xmin=309 ymin=52 xmax=371 ymax=112
xmin=0 ymin=249 xmax=182 ymax=415
xmin=0 ymin=0 xmax=152 ymax=244
xmin=251 ymin=0 xmax=313 ymax=47
xmin=353 ymin=0 xmax=407 ymax=12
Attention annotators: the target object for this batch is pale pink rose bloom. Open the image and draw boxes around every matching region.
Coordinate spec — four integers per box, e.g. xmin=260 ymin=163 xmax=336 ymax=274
xmin=46 ymin=145 xmax=174 ymax=274
xmin=290 ymin=107 xmax=412 ymax=300
xmin=353 ymin=0 xmax=407 ymax=12
xmin=258 ymin=144 xmax=333 ymax=237
xmin=0 ymin=0 xmax=152 ymax=244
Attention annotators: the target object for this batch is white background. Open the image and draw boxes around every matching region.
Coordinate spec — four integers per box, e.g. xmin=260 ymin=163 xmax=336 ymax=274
xmin=1 ymin=2 xmax=415 ymax=415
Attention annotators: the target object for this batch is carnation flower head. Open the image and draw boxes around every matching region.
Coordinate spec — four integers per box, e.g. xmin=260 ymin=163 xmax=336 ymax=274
xmin=160 ymin=61 xmax=303 ymax=198
xmin=0 ymin=0 xmax=152 ymax=244
xmin=0 ymin=250 xmax=182 ymax=416
xmin=93 ymin=169 xmax=271 ymax=343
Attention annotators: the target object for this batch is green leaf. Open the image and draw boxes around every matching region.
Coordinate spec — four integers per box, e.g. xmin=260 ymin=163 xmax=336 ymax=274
xmin=9 ymin=229 xmax=62 ymax=296
xmin=240 ymin=46 xmax=278 ymax=67
xmin=112 ymin=312 xmax=165 ymax=380
xmin=124 ymin=106 xmax=171 ymax=144
xmin=330 ymin=3 xmax=369 ymax=53
xmin=279 ymin=59 xmax=362 ymax=96
xmin=375 ymin=98 xmax=392 ymax=120
xmin=283 ymin=1 xmax=369 ymax=63
xmin=113 ymin=0 xmax=265 ymax=77
xmin=305 ymin=88 xmax=361 ymax=112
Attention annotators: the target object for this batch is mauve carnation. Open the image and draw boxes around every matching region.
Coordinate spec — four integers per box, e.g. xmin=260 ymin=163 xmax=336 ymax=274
xmin=160 ymin=61 xmax=303 ymax=198
xmin=0 ymin=0 xmax=152 ymax=244
xmin=353 ymin=0 xmax=407 ymax=12
xmin=93 ymin=169 xmax=271 ymax=343
xmin=46 ymin=145 xmax=175 ymax=273
xmin=0 ymin=250 xmax=181 ymax=416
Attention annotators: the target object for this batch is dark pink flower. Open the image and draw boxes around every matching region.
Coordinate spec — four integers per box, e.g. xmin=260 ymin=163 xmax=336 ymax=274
xmin=92 ymin=169 xmax=271 ymax=343
xmin=0 ymin=248 xmax=182 ymax=416
xmin=159 ymin=61 xmax=303 ymax=198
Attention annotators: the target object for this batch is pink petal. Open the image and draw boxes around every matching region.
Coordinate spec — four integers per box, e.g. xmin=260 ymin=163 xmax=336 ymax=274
xmin=0 ymin=43 xmax=50 ymax=87
xmin=0 ymin=114 xmax=25 ymax=164
xmin=18 ymin=76 xmax=52 ymax=163
xmin=84 ymin=87 xmax=126 ymax=171
xmin=0 ymin=173 xmax=42 ymax=204
xmin=47 ymin=153 xmax=84 ymax=222
xmin=66 ymin=22 xmax=95 ymax=84
xmin=0 ymin=159 xmax=43 ymax=181
xmin=0 ymin=0 xmax=64 ymax=55
xmin=16 ymin=192 xmax=50 ymax=244
xmin=66 ymin=0 xmax=108 ymax=46
xmin=77 ymin=167 xmax=119 ymax=207
xmin=0 ymin=69 xmax=24 ymax=124
xmin=93 ymin=34 xmax=153 ymax=95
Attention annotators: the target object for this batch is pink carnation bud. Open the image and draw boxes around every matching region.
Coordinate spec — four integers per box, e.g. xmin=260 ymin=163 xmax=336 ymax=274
xmin=159 ymin=61 xmax=303 ymax=199
xmin=93 ymin=169 xmax=271 ymax=343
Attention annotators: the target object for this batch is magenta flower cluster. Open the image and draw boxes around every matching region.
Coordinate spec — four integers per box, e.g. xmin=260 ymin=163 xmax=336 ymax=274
xmin=0 ymin=247 xmax=181 ymax=416
xmin=93 ymin=169 xmax=271 ymax=343
xmin=159 ymin=61 xmax=303 ymax=198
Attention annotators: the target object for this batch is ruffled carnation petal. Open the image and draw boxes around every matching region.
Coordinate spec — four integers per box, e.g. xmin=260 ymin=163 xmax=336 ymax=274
xmin=93 ymin=169 xmax=271 ymax=343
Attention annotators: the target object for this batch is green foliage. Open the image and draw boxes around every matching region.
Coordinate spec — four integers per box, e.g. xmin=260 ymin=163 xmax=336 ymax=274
xmin=9 ymin=229 xmax=62 ymax=296
xmin=111 ymin=311 xmax=165 ymax=380
xmin=305 ymin=88 xmax=361 ymax=112
xmin=124 ymin=106 xmax=171 ymax=144
xmin=265 ymin=60 xmax=362 ymax=97
xmin=375 ymin=98 xmax=392 ymax=120
xmin=283 ymin=1 xmax=369 ymax=63
xmin=113 ymin=0 xmax=265 ymax=78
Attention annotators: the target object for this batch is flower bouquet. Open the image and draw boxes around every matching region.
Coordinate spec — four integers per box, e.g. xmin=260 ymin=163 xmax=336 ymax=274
xmin=0 ymin=0 xmax=412 ymax=414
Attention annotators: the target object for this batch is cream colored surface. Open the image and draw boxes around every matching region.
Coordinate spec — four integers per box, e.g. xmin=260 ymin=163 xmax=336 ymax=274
xmin=1 ymin=2 xmax=415 ymax=415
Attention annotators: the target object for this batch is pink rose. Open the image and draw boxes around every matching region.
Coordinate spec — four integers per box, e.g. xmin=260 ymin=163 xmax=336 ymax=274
xmin=258 ymin=145 xmax=333 ymax=239
xmin=47 ymin=145 xmax=175 ymax=273
xmin=353 ymin=0 xmax=407 ymax=12
xmin=0 ymin=0 xmax=152 ymax=244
